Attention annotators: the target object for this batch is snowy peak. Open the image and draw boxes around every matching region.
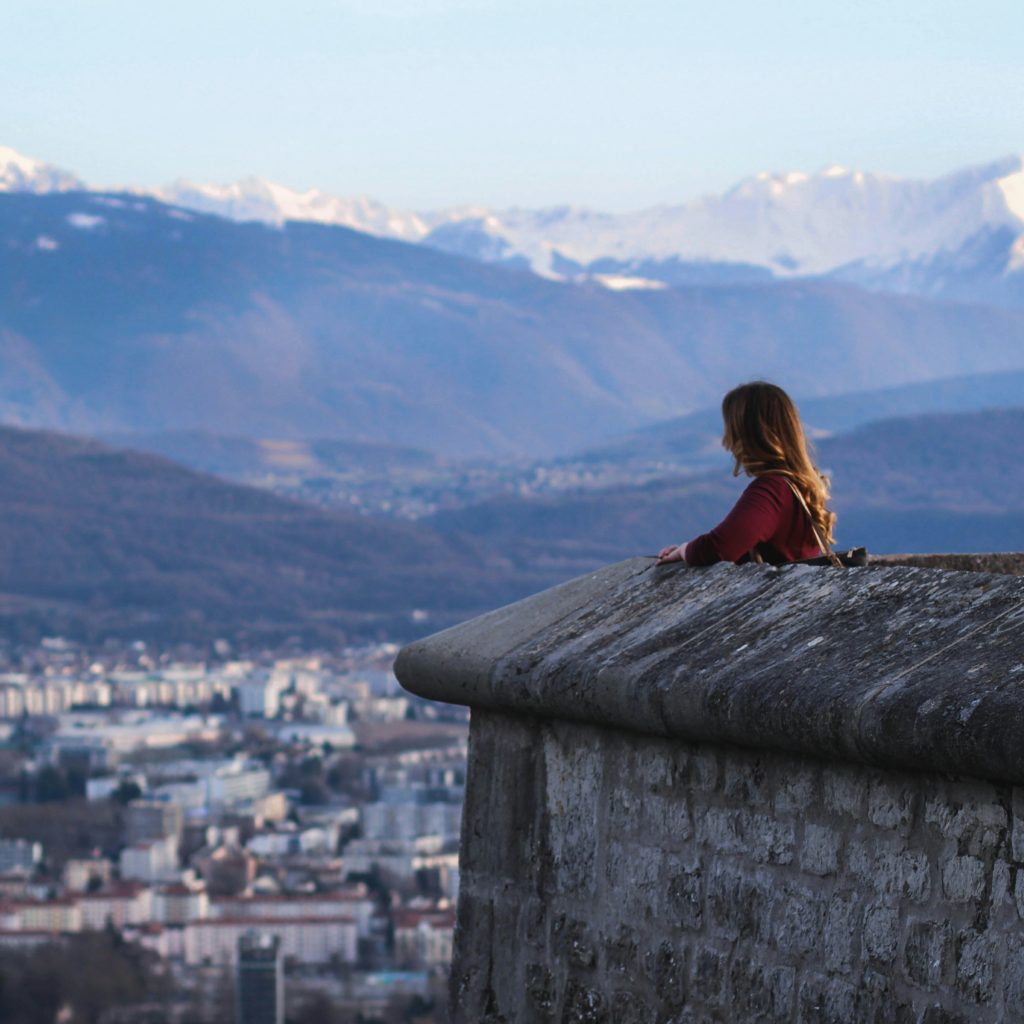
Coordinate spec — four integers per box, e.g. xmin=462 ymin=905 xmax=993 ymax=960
xmin=0 ymin=146 xmax=84 ymax=193
xmin=2 ymin=142 xmax=1024 ymax=303
xmin=156 ymin=175 xmax=431 ymax=241
xmin=426 ymin=155 xmax=1024 ymax=282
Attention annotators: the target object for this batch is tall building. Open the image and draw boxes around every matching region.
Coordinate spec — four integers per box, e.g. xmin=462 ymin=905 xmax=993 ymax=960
xmin=126 ymin=799 xmax=183 ymax=844
xmin=0 ymin=839 xmax=42 ymax=873
xmin=236 ymin=931 xmax=283 ymax=1024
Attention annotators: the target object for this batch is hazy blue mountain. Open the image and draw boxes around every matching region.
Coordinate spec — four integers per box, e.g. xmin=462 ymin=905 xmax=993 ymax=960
xmin=574 ymin=369 xmax=1024 ymax=477
xmin=0 ymin=425 xmax=559 ymax=644
xmin=424 ymin=406 xmax=1024 ymax=566
xmin=5 ymin=191 xmax=1024 ymax=459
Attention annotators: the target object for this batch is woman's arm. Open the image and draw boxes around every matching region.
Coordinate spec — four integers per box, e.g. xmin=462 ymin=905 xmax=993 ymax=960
xmin=683 ymin=476 xmax=788 ymax=566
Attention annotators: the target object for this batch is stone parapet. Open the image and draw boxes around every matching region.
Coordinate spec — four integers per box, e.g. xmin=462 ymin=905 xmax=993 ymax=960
xmin=396 ymin=557 xmax=1024 ymax=1022
xmin=398 ymin=558 xmax=1024 ymax=784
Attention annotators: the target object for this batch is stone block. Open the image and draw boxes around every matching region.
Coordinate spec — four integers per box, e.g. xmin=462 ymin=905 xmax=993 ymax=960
xmin=691 ymin=751 xmax=719 ymax=792
xmin=560 ymin=977 xmax=606 ymax=1024
xmin=897 ymin=849 xmax=932 ymax=903
xmin=729 ymin=956 xmax=795 ymax=1024
xmin=941 ymin=855 xmax=985 ymax=903
xmin=860 ymin=844 xmax=932 ymax=902
xmin=774 ymin=765 xmax=818 ymax=816
xmin=609 ymin=991 xmax=656 ymax=1024
xmin=526 ymin=962 xmax=558 ymax=1020
xmin=723 ymin=758 xmax=769 ymax=805
xmin=862 ymin=900 xmax=900 ymax=963
xmin=750 ymin=814 xmax=795 ymax=865
xmin=772 ymin=887 xmax=825 ymax=957
xmin=543 ymin=734 xmax=603 ymax=896
xmin=644 ymin=940 xmax=685 ymax=1010
xmin=707 ymin=866 xmax=770 ymax=941
xmin=643 ymin=792 xmax=692 ymax=842
xmin=1013 ymin=786 xmax=1024 ymax=861
xmin=605 ymin=842 xmax=662 ymax=916
xmin=1004 ymin=941 xmax=1024 ymax=1016
xmin=553 ymin=915 xmax=597 ymax=970
xmin=926 ymin=788 xmax=1007 ymax=855
xmin=665 ymin=862 xmax=703 ymax=931
xmin=904 ymin=920 xmax=952 ymax=988
xmin=796 ymin=973 xmax=858 ymax=1024
xmin=602 ymin=925 xmax=639 ymax=976
xmin=824 ymin=892 xmax=858 ymax=973
xmin=824 ymin=767 xmax=867 ymax=818
xmin=698 ymin=807 xmax=749 ymax=854
xmin=868 ymin=778 xmax=916 ymax=835
xmin=991 ymin=858 xmax=1011 ymax=908
xmin=800 ymin=823 xmax=840 ymax=876
xmin=689 ymin=947 xmax=726 ymax=1008
xmin=920 ymin=1008 xmax=970 ymax=1024
xmin=955 ymin=930 xmax=999 ymax=1005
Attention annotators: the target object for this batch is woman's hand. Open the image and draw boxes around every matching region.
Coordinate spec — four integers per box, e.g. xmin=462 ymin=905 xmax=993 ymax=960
xmin=656 ymin=542 xmax=689 ymax=565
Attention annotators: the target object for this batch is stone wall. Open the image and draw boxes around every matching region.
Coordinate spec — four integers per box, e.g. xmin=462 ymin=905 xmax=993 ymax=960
xmin=396 ymin=556 xmax=1024 ymax=1023
xmin=456 ymin=710 xmax=1024 ymax=1023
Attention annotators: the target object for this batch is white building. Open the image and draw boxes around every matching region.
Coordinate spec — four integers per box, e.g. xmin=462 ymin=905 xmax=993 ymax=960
xmin=238 ymin=678 xmax=284 ymax=719
xmin=361 ymin=801 xmax=462 ymax=842
xmin=62 ymin=858 xmax=112 ymax=892
xmin=77 ymin=884 xmax=153 ymax=930
xmin=394 ymin=908 xmax=455 ymax=968
xmin=342 ymin=836 xmax=458 ymax=882
xmin=184 ymin=916 xmax=357 ymax=965
xmin=153 ymin=885 xmax=209 ymax=925
xmin=0 ymin=840 xmax=41 ymax=874
xmin=119 ymin=836 xmax=180 ymax=883
xmin=208 ymin=891 xmax=375 ymax=937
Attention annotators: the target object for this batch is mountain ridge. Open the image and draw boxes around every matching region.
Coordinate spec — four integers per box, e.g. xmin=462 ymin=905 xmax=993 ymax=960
xmin=4 ymin=145 xmax=1024 ymax=304
xmin=6 ymin=189 xmax=1024 ymax=458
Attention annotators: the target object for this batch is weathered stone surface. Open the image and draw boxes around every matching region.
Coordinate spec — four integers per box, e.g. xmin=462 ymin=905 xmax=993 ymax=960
xmin=397 ymin=558 xmax=1024 ymax=784
xmin=440 ymin=711 xmax=1024 ymax=1022
xmin=397 ymin=558 xmax=1024 ymax=1022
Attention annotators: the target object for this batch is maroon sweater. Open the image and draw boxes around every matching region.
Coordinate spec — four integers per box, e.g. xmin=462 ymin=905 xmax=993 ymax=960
xmin=685 ymin=474 xmax=821 ymax=566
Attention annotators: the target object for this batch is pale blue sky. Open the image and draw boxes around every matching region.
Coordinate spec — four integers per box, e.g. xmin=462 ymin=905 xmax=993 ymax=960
xmin=3 ymin=0 xmax=1023 ymax=210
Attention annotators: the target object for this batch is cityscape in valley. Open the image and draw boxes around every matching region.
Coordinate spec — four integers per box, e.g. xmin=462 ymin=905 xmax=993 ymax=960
xmin=0 ymin=634 xmax=465 ymax=1022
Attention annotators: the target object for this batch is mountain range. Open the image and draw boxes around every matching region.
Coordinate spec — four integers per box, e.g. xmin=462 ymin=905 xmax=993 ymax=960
xmin=5 ymin=145 xmax=1023 ymax=305
xmin=4 ymin=188 xmax=1024 ymax=459
xmin=421 ymin=406 xmax=1024 ymax=578
xmin=0 ymin=425 xmax=550 ymax=645
xmin=0 ymin=403 xmax=1017 ymax=645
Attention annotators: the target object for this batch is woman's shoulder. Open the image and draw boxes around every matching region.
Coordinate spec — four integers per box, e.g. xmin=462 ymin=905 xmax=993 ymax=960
xmin=745 ymin=473 xmax=792 ymax=495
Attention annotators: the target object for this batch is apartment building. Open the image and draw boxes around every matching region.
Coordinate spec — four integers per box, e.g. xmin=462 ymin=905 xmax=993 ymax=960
xmin=184 ymin=916 xmax=357 ymax=966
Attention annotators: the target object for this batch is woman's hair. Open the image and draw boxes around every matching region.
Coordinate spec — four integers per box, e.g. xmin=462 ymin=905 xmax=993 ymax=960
xmin=721 ymin=381 xmax=836 ymax=544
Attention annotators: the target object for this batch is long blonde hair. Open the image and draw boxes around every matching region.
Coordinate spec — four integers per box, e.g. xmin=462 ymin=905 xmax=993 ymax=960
xmin=721 ymin=382 xmax=836 ymax=545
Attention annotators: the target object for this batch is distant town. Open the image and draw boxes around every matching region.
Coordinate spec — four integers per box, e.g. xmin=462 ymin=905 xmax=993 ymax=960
xmin=0 ymin=635 xmax=466 ymax=1023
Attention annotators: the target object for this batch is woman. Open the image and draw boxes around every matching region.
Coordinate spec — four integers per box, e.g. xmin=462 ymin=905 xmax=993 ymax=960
xmin=657 ymin=382 xmax=836 ymax=567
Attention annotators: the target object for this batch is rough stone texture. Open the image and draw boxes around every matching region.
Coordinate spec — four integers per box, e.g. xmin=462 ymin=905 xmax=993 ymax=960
xmin=395 ymin=558 xmax=1024 ymax=1022
xmin=397 ymin=558 xmax=1024 ymax=784
xmin=869 ymin=553 xmax=1024 ymax=576
xmin=451 ymin=711 xmax=1022 ymax=1023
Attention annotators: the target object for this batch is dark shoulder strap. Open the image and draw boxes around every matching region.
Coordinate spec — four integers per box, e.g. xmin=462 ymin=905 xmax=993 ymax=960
xmin=780 ymin=476 xmax=844 ymax=569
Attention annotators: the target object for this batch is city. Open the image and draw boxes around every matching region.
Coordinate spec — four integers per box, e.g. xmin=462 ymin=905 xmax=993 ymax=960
xmin=0 ymin=636 xmax=466 ymax=1022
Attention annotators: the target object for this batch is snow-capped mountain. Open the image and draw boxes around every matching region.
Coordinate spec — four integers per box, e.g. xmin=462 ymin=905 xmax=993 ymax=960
xmin=151 ymin=154 xmax=1024 ymax=302
xmin=0 ymin=146 xmax=84 ymax=193
xmin=424 ymin=157 xmax=1024 ymax=278
xmin=3 ymin=143 xmax=1024 ymax=303
xmin=155 ymin=176 xmax=432 ymax=242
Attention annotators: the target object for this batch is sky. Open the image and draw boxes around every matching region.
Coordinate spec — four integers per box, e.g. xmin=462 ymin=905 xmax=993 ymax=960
xmin=2 ymin=0 xmax=1023 ymax=211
